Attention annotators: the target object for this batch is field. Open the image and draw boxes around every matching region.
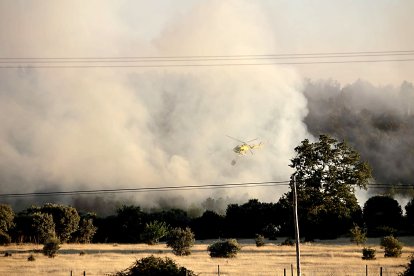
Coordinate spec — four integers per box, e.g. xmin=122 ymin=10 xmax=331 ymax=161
xmin=1 ymin=238 xmax=414 ymax=276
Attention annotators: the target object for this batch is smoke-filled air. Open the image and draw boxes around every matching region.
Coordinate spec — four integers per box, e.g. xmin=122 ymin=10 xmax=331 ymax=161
xmin=0 ymin=0 xmax=413 ymax=212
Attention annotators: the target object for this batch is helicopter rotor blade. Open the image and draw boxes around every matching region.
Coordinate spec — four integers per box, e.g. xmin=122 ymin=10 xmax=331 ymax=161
xmin=246 ymin=138 xmax=258 ymax=143
xmin=226 ymin=135 xmax=246 ymax=144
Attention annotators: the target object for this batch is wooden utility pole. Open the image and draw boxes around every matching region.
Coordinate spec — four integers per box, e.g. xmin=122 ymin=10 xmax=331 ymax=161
xmin=293 ymin=174 xmax=301 ymax=276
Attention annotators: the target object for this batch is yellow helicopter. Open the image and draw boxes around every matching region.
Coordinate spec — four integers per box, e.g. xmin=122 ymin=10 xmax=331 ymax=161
xmin=227 ymin=136 xmax=263 ymax=155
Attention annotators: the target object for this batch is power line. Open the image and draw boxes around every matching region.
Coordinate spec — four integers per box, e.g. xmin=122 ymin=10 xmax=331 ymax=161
xmin=1 ymin=49 xmax=414 ymax=60
xmin=0 ymin=50 xmax=413 ymax=68
xmin=1 ymin=52 xmax=414 ymax=63
xmin=367 ymin=184 xmax=414 ymax=190
xmin=0 ymin=181 xmax=290 ymax=198
xmin=0 ymin=181 xmax=411 ymax=199
xmin=0 ymin=58 xmax=413 ymax=69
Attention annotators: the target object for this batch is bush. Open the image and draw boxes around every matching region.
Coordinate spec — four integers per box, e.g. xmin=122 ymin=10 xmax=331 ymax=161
xmin=207 ymin=239 xmax=241 ymax=258
xmin=0 ymin=230 xmax=11 ymax=245
xmin=255 ymin=234 xmax=265 ymax=247
xmin=362 ymin=247 xmax=376 ymax=260
xmin=114 ymin=255 xmax=196 ymax=276
xmin=350 ymin=224 xmax=367 ymax=246
xmin=141 ymin=221 xmax=169 ymax=245
xmin=166 ymin=227 xmax=195 ymax=256
xmin=381 ymin=235 xmax=402 ymax=257
xmin=4 ymin=252 xmax=12 ymax=257
xmin=27 ymin=254 xmax=36 ymax=261
xmin=43 ymin=237 xmax=60 ymax=258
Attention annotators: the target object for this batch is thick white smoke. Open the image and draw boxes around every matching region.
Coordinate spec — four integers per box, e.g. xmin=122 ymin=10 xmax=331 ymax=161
xmin=0 ymin=1 xmax=310 ymax=209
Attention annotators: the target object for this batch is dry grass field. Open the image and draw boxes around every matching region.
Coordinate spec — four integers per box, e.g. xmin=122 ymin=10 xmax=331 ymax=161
xmin=1 ymin=238 xmax=414 ymax=276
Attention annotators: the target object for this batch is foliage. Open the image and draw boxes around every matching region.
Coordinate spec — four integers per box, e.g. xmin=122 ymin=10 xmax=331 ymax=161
xmin=166 ymin=227 xmax=195 ymax=256
xmin=399 ymin=254 xmax=414 ymax=276
xmin=39 ymin=203 xmax=80 ymax=242
xmin=0 ymin=204 xmax=15 ymax=233
xmin=114 ymin=255 xmax=196 ymax=276
xmin=283 ymin=134 xmax=371 ymax=240
xmin=141 ymin=220 xmax=169 ymax=245
xmin=350 ymin=224 xmax=367 ymax=246
xmin=43 ymin=237 xmax=61 ymax=258
xmin=30 ymin=212 xmax=56 ymax=244
xmin=150 ymin=209 xmax=190 ymax=228
xmin=27 ymin=254 xmax=36 ymax=261
xmin=191 ymin=210 xmax=225 ymax=239
xmin=0 ymin=230 xmax=11 ymax=245
xmin=225 ymin=199 xmax=281 ymax=238
xmin=381 ymin=235 xmax=403 ymax=257
xmin=362 ymin=247 xmax=376 ymax=260
xmin=363 ymin=196 xmax=402 ymax=237
xmin=116 ymin=205 xmax=147 ymax=243
xmin=27 ymin=204 xmax=80 ymax=242
xmin=72 ymin=217 xmax=97 ymax=243
xmin=255 ymin=234 xmax=265 ymax=247
xmin=207 ymin=239 xmax=241 ymax=258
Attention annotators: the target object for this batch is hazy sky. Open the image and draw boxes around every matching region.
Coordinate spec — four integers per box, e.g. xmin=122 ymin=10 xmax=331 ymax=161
xmin=1 ymin=0 xmax=412 ymax=84
xmin=0 ymin=0 xmax=413 ymax=208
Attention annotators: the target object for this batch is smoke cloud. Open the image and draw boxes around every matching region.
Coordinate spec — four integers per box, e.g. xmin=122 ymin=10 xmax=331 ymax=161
xmin=0 ymin=1 xmax=309 ymax=212
xmin=304 ymin=79 xmax=414 ymax=191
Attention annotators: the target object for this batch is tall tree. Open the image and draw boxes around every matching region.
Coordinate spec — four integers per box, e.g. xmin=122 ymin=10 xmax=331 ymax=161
xmin=30 ymin=203 xmax=80 ymax=242
xmin=283 ymin=134 xmax=371 ymax=239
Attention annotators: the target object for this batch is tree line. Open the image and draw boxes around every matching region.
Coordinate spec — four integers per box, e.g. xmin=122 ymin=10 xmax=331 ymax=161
xmin=1 ymin=193 xmax=414 ymax=244
xmin=1 ymin=134 xmax=413 ymax=244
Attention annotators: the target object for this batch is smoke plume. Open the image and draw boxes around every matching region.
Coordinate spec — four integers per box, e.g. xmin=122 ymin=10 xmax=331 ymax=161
xmin=0 ymin=1 xmax=309 ymax=212
xmin=304 ymin=79 xmax=414 ymax=190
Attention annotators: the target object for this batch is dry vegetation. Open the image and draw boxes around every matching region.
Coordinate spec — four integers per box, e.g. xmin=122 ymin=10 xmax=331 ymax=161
xmin=1 ymin=238 xmax=414 ymax=276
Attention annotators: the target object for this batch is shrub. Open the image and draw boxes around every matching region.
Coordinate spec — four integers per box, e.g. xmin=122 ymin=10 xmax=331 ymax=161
xmin=4 ymin=252 xmax=12 ymax=257
xmin=255 ymin=234 xmax=265 ymax=247
xmin=0 ymin=230 xmax=11 ymax=245
xmin=141 ymin=221 xmax=169 ymax=245
xmin=43 ymin=237 xmax=60 ymax=258
xmin=381 ymin=235 xmax=402 ymax=257
xmin=207 ymin=239 xmax=241 ymax=258
xmin=166 ymin=227 xmax=195 ymax=256
xmin=27 ymin=254 xmax=36 ymax=261
xmin=362 ymin=247 xmax=376 ymax=260
xmin=114 ymin=255 xmax=196 ymax=276
xmin=79 ymin=251 xmax=86 ymax=256
xmin=350 ymin=224 xmax=367 ymax=246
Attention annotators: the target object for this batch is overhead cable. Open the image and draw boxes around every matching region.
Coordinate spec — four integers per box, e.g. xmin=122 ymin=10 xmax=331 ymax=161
xmin=1 ymin=50 xmax=414 ymax=68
